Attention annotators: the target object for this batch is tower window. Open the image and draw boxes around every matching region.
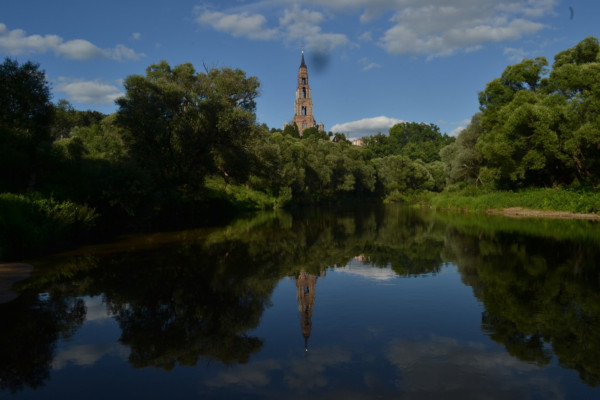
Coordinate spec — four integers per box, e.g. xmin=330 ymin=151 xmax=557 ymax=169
xmin=302 ymin=106 xmax=307 ymax=116
xmin=302 ymin=88 xmax=306 ymax=98
xmin=302 ymin=77 xmax=306 ymax=84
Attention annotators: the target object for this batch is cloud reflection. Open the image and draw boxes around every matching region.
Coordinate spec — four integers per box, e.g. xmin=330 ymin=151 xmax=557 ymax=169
xmin=52 ymin=343 xmax=129 ymax=370
xmin=386 ymin=335 xmax=563 ymax=399
xmin=337 ymin=259 xmax=397 ymax=281
xmin=203 ymin=336 xmax=565 ymax=398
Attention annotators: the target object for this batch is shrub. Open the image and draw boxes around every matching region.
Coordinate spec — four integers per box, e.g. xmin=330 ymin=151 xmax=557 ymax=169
xmin=0 ymin=193 xmax=98 ymax=259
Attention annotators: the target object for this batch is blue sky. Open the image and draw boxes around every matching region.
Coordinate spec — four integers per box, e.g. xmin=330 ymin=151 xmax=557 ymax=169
xmin=2 ymin=0 xmax=598 ymax=139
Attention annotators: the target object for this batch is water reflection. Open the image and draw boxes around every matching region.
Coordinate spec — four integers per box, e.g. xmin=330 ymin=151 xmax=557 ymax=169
xmin=1 ymin=204 xmax=599 ymax=395
xmin=0 ymin=294 xmax=86 ymax=393
xmin=442 ymin=219 xmax=600 ymax=386
xmin=295 ymin=269 xmax=326 ymax=351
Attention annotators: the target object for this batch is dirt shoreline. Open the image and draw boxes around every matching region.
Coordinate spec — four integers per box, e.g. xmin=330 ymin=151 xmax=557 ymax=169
xmin=0 ymin=263 xmax=34 ymax=304
xmin=486 ymin=207 xmax=600 ymax=220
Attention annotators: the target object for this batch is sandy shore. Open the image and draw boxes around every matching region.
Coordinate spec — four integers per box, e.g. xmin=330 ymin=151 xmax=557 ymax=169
xmin=487 ymin=207 xmax=600 ymax=220
xmin=0 ymin=263 xmax=34 ymax=304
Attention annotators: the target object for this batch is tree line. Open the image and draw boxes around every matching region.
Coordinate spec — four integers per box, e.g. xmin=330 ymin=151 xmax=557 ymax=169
xmin=1 ymin=36 xmax=599 ymax=257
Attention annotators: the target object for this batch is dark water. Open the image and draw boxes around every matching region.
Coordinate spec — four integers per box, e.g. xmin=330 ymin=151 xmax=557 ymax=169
xmin=1 ymin=204 xmax=600 ymax=399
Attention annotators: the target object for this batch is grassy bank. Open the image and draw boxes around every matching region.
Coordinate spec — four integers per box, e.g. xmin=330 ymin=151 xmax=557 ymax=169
xmin=412 ymin=187 xmax=600 ymax=215
xmin=0 ymin=179 xmax=282 ymax=261
xmin=0 ymin=193 xmax=98 ymax=260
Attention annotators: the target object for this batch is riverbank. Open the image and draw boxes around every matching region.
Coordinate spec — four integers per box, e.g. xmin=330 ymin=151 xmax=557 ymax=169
xmin=0 ymin=263 xmax=33 ymax=303
xmin=487 ymin=207 xmax=600 ymax=220
xmin=412 ymin=187 xmax=600 ymax=220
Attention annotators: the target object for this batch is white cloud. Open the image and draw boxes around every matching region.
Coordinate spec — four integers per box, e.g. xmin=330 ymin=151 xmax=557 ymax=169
xmin=376 ymin=1 xmax=552 ymax=58
xmin=443 ymin=118 xmax=471 ymax=137
xmin=358 ymin=31 xmax=372 ymax=42
xmin=197 ymin=9 xmax=279 ymax=40
xmin=362 ymin=62 xmax=380 ymax=71
xmin=131 ymin=32 xmax=141 ymax=40
xmin=0 ymin=23 xmax=144 ymax=61
xmin=359 ymin=57 xmax=380 ymax=71
xmin=330 ymin=115 xmax=403 ymax=138
xmin=56 ymin=78 xmax=123 ymax=105
xmin=224 ymin=0 xmax=556 ymax=58
xmin=279 ymin=5 xmax=350 ymax=52
xmin=56 ymin=39 xmax=106 ymax=60
xmin=195 ymin=5 xmax=350 ymax=53
xmin=448 ymin=125 xmax=465 ymax=138
xmin=504 ymin=46 xmax=528 ymax=62
xmin=109 ymin=44 xmax=144 ymax=61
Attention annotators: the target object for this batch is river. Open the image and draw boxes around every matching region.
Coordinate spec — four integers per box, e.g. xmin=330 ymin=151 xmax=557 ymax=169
xmin=1 ymin=204 xmax=599 ymax=399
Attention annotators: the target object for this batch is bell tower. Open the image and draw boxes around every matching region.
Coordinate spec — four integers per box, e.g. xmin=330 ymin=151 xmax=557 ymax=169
xmin=291 ymin=50 xmax=323 ymax=136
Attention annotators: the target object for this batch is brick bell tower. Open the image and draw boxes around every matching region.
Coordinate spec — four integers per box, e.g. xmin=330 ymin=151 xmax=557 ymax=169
xmin=291 ymin=50 xmax=324 ymax=136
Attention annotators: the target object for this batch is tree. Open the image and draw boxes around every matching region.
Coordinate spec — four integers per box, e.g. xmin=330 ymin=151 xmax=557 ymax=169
xmin=332 ymin=132 xmax=350 ymax=143
xmin=0 ymin=58 xmax=53 ymax=192
xmin=282 ymin=123 xmax=300 ymax=138
xmin=302 ymin=126 xmax=328 ymax=140
xmin=363 ymin=123 xmax=453 ymax=162
xmin=475 ymin=37 xmax=600 ymax=188
xmin=440 ymin=113 xmax=484 ymax=187
xmin=362 ymin=133 xmax=390 ymax=158
xmin=388 ymin=122 xmax=454 ymax=162
xmin=50 ymin=99 xmax=105 ymax=140
xmin=373 ymin=155 xmax=434 ymax=198
xmin=116 ymin=61 xmax=261 ymax=202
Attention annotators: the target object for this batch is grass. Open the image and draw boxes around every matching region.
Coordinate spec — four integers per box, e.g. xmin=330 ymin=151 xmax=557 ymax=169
xmin=411 ymin=187 xmax=600 ymax=215
xmin=0 ymin=193 xmax=98 ymax=260
xmin=203 ymin=176 xmax=281 ymax=211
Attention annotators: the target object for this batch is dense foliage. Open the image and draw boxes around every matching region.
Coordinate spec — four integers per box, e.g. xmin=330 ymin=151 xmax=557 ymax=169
xmin=444 ymin=36 xmax=600 ymax=190
xmin=1 ymin=37 xmax=600 ymax=258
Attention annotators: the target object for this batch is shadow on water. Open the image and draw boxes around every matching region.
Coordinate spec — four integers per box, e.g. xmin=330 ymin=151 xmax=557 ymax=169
xmin=1 ymin=204 xmax=599 ymax=393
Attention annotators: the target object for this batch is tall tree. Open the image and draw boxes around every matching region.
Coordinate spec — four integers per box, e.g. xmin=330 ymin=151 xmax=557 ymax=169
xmin=116 ymin=61 xmax=260 ymax=201
xmin=0 ymin=58 xmax=53 ymax=192
xmin=475 ymin=37 xmax=600 ymax=188
xmin=440 ymin=113 xmax=484 ymax=187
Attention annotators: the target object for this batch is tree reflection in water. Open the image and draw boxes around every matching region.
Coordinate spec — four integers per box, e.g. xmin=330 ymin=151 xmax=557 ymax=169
xmin=0 ymin=294 xmax=85 ymax=393
xmin=1 ymin=204 xmax=599 ymax=392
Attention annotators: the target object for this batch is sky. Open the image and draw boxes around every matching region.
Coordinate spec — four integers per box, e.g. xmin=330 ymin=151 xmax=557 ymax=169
xmin=1 ymin=0 xmax=598 ymax=139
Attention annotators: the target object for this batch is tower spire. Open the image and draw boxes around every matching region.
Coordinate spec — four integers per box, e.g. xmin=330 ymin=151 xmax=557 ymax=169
xmin=300 ymin=47 xmax=306 ymax=68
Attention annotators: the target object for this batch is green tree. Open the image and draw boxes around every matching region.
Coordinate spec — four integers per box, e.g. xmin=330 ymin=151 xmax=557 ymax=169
xmin=282 ymin=123 xmax=300 ymax=138
xmin=389 ymin=122 xmax=454 ymax=162
xmin=302 ymin=126 xmax=328 ymax=140
xmin=475 ymin=37 xmax=600 ymax=188
xmin=362 ymin=133 xmax=390 ymax=158
xmin=440 ymin=113 xmax=485 ymax=187
xmin=50 ymin=99 xmax=105 ymax=140
xmin=116 ymin=61 xmax=261 ymax=202
xmin=363 ymin=123 xmax=453 ymax=162
xmin=0 ymin=58 xmax=53 ymax=192
xmin=332 ymin=132 xmax=350 ymax=143
xmin=548 ymin=37 xmax=600 ymax=183
xmin=373 ymin=155 xmax=434 ymax=198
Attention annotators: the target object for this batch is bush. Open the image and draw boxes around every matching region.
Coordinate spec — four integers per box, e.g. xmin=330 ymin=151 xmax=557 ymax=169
xmin=0 ymin=193 xmax=98 ymax=259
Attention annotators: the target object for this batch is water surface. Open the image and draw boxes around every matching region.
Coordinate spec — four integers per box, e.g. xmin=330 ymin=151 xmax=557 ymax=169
xmin=1 ymin=205 xmax=599 ymax=399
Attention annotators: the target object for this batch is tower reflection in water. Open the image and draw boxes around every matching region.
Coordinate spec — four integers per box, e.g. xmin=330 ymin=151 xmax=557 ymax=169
xmin=295 ymin=269 xmax=326 ymax=352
